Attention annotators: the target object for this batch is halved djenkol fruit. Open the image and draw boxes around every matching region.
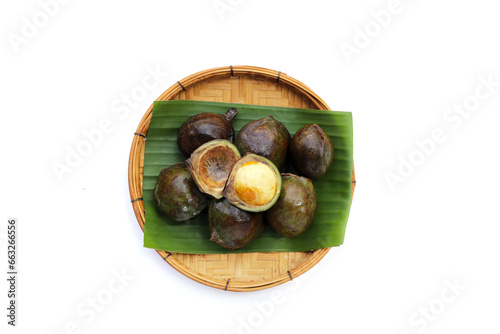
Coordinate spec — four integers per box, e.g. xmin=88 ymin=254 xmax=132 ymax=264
xmin=223 ymin=153 xmax=282 ymax=212
xmin=186 ymin=139 xmax=241 ymax=199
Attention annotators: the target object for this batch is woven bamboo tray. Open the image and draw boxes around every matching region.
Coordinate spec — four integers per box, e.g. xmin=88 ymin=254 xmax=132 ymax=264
xmin=128 ymin=65 xmax=356 ymax=292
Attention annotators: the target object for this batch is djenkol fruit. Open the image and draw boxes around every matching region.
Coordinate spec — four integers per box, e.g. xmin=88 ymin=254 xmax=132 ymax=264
xmin=209 ymin=198 xmax=264 ymax=250
xmin=153 ymin=163 xmax=208 ymax=221
xmin=186 ymin=139 xmax=241 ymax=199
xmin=266 ymin=173 xmax=317 ymax=237
xmin=177 ymin=108 xmax=237 ymax=156
xmin=289 ymin=124 xmax=334 ymax=179
xmin=223 ymin=153 xmax=282 ymax=212
xmin=235 ymin=116 xmax=291 ymax=171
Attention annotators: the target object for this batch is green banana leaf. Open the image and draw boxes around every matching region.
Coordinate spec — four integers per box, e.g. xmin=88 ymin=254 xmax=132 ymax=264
xmin=143 ymin=100 xmax=353 ymax=254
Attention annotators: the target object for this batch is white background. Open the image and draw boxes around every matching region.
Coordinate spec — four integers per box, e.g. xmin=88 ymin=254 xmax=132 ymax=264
xmin=1 ymin=0 xmax=500 ymax=333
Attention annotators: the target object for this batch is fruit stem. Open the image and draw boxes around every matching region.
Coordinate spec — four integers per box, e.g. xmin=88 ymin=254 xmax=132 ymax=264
xmin=224 ymin=108 xmax=238 ymax=122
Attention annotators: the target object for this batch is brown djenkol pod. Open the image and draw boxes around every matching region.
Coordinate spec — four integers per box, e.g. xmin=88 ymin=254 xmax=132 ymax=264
xmin=234 ymin=116 xmax=291 ymax=171
xmin=209 ymin=198 xmax=264 ymax=250
xmin=177 ymin=108 xmax=237 ymax=156
xmin=153 ymin=163 xmax=209 ymax=221
xmin=266 ymin=173 xmax=317 ymax=237
xmin=289 ymin=124 xmax=334 ymax=179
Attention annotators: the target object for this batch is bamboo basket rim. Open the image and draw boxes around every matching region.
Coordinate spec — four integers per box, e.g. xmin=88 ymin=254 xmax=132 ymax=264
xmin=128 ymin=65 xmax=356 ymax=292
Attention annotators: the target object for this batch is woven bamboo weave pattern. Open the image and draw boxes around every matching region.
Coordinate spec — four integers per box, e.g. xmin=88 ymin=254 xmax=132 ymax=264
xmin=172 ymin=75 xmax=316 ymax=109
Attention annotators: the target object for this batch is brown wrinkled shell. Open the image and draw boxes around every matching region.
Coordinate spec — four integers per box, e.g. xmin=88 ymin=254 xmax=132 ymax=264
xmin=234 ymin=116 xmax=291 ymax=171
xmin=266 ymin=174 xmax=317 ymax=237
xmin=289 ymin=124 xmax=334 ymax=179
xmin=177 ymin=108 xmax=237 ymax=156
xmin=153 ymin=163 xmax=209 ymax=221
xmin=209 ymin=198 xmax=264 ymax=250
